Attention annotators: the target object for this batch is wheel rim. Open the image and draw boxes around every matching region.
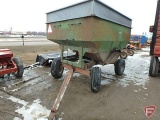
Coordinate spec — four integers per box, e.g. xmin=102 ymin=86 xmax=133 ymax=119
xmin=128 ymin=50 xmax=134 ymax=56
xmin=121 ymin=52 xmax=127 ymax=58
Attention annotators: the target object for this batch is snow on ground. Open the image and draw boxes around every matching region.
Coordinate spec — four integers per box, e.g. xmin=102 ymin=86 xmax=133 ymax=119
xmin=141 ymin=47 xmax=150 ymax=52
xmin=7 ymin=96 xmax=50 ymax=120
xmin=8 ymin=96 xmax=28 ymax=106
xmin=100 ymin=47 xmax=151 ymax=87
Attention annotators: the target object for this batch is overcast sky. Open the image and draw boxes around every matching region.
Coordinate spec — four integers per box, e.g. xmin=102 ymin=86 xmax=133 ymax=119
xmin=0 ymin=0 xmax=157 ymax=35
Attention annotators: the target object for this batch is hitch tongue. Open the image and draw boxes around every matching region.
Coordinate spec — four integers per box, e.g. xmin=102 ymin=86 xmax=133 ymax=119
xmin=48 ymin=68 xmax=74 ymax=120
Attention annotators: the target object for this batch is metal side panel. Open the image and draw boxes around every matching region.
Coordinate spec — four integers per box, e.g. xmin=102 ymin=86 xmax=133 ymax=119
xmin=46 ymin=0 xmax=132 ymax=28
xmin=46 ymin=1 xmax=93 ymax=23
xmin=150 ymin=0 xmax=160 ymax=56
xmin=94 ymin=1 xmax=132 ymax=28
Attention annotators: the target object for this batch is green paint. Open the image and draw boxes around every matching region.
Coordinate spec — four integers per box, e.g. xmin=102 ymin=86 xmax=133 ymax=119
xmin=47 ymin=16 xmax=131 ymax=69
xmin=61 ymin=23 xmax=69 ymax=29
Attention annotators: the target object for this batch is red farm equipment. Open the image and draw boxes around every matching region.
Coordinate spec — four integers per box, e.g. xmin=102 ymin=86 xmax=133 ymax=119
xmin=0 ymin=49 xmax=24 ymax=78
xmin=149 ymin=0 xmax=160 ymax=77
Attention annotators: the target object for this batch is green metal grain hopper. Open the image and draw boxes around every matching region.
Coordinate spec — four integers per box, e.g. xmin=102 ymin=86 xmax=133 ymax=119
xmin=46 ymin=0 xmax=132 ymax=118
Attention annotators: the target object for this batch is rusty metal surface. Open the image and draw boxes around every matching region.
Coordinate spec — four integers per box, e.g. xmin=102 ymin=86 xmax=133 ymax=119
xmin=0 ymin=49 xmax=18 ymax=76
xmin=48 ymin=64 xmax=91 ymax=119
xmin=49 ymin=68 xmax=74 ymax=120
xmin=47 ymin=17 xmax=93 ymax=43
xmin=154 ymin=14 xmax=160 ymax=56
xmin=150 ymin=0 xmax=160 ymax=56
xmin=63 ymin=64 xmax=90 ymax=77
xmin=154 ymin=10 xmax=160 ymax=56
xmin=0 ymin=62 xmax=17 ymax=76
xmin=46 ymin=0 xmax=132 ymax=68
xmin=47 ymin=17 xmax=130 ymax=47
xmin=47 ymin=16 xmax=130 ymax=65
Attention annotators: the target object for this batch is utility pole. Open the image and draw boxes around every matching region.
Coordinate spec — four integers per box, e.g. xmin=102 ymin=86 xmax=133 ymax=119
xmin=21 ymin=34 xmax=24 ymax=46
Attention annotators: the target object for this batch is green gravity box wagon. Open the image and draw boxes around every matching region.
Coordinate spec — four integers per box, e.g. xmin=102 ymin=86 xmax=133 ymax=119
xmin=46 ymin=0 xmax=132 ymax=118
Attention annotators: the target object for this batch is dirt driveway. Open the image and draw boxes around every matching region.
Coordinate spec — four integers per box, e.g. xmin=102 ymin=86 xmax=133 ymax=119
xmin=0 ymin=43 xmax=160 ymax=120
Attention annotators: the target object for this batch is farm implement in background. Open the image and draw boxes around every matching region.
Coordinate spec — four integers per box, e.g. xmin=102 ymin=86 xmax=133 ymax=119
xmin=0 ymin=49 xmax=24 ymax=78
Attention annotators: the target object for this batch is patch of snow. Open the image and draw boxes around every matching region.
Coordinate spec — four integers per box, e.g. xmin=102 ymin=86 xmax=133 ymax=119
xmin=10 ymin=88 xmax=21 ymax=92
xmin=23 ymin=69 xmax=39 ymax=81
xmin=73 ymin=73 xmax=81 ymax=77
xmin=101 ymin=79 xmax=112 ymax=85
xmin=13 ymin=117 xmax=22 ymax=120
xmin=7 ymin=96 xmax=28 ymax=106
xmin=142 ymin=47 xmax=150 ymax=52
xmin=15 ymin=100 xmax=50 ymax=120
xmin=0 ymin=96 xmax=3 ymax=98
xmin=134 ymin=90 xmax=138 ymax=93
xmin=48 ymin=73 xmax=51 ymax=76
xmin=2 ymin=87 xmax=6 ymax=91
xmin=142 ymin=86 xmax=147 ymax=90
xmin=116 ymin=79 xmax=130 ymax=87
xmin=93 ymin=64 xmax=103 ymax=68
xmin=58 ymin=118 xmax=63 ymax=120
xmin=31 ymin=82 xmax=36 ymax=86
xmin=58 ymin=69 xmax=69 ymax=80
xmin=33 ymin=99 xmax=41 ymax=104
xmin=7 ymin=96 xmax=51 ymax=120
xmin=38 ymin=66 xmax=43 ymax=68
xmin=137 ymin=51 xmax=149 ymax=55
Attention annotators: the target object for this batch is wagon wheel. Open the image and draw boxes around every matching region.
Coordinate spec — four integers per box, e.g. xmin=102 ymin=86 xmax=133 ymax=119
xmin=51 ymin=58 xmax=64 ymax=79
xmin=91 ymin=67 xmax=101 ymax=93
xmin=120 ymin=51 xmax=128 ymax=59
xmin=149 ymin=56 xmax=159 ymax=77
xmin=114 ymin=59 xmax=125 ymax=75
xmin=12 ymin=57 xmax=24 ymax=78
xmin=127 ymin=50 xmax=134 ymax=56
